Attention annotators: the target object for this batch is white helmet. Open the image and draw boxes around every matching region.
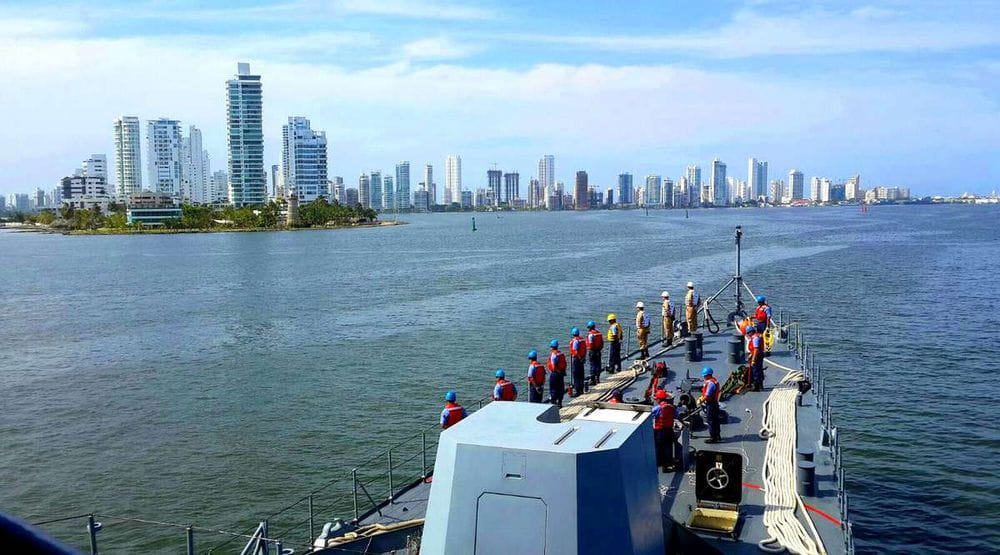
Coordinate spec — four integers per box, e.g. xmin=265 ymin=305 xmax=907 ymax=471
xmin=635 ymin=301 xmax=644 ymax=309
xmin=686 ymin=281 xmax=694 ymax=288
xmin=661 ymin=290 xmax=669 ymax=298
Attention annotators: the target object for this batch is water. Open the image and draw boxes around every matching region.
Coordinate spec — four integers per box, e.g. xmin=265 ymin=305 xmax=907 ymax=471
xmin=1 ymin=205 xmax=998 ymax=554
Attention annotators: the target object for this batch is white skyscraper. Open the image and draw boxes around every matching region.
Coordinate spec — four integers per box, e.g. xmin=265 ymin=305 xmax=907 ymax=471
xmin=424 ymin=164 xmax=435 ymax=205
xmin=146 ymin=118 xmax=183 ymax=196
xmin=747 ymin=158 xmax=768 ymax=201
xmin=226 ymin=62 xmax=265 ymax=207
xmin=281 ymin=116 xmax=328 ymax=203
xmin=710 ymin=159 xmax=727 ymax=206
xmin=395 ymin=161 xmax=410 ymax=211
xmin=81 ymin=154 xmax=107 ymax=181
xmin=537 ymin=155 xmax=555 ymax=194
xmin=113 ymin=116 xmax=142 ymax=197
xmin=445 ymin=155 xmax=461 ymax=206
xmin=845 ymin=175 xmax=861 ymax=201
xmin=181 ymin=126 xmax=211 ymax=204
xmin=810 ymin=176 xmax=822 ymax=201
xmin=788 ymin=169 xmax=804 ymax=201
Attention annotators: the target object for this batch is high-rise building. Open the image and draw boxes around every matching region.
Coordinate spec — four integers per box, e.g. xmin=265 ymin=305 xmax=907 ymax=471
xmin=146 ymin=118 xmax=183 ymax=196
xmin=331 ymin=176 xmax=345 ymax=203
xmin=369 ymin=171 xmax=382 ymax=211
xmin=382 ymin=175 xmax=394 ymax=211
xmin=788 ymin=169 xmax=804 ymax=201
xmin=81 ymin=154 xmax=108 ymax=181
xmin=845 ymin=174 xmax=861 ymax=201
xmin=461 ymin=190 xmax=473 ymax=209
xmin=395 ymin=162 xmax=410 ymax=211
xmin=538 ymin=155 xmax=554 ymax=195
xmin=810 ymin=176 xmax=822 ymax=201
xmin=345 ymin=187 xmax=359 ymax=207
xmin=358 ymin=174 xmax=370 ymax=208
xmin=820 ymin=178 xmax=833 ymax=203
xmin=617 ymin=173 xmax=634 ymax=205
xmin=181 ymin=126 xmax=211 ymax=204
xmin=445 ymin=155 xmax=461 ymax=205
xmin=605 ymin=188 xmax=614 ymax=207
xmin=685 ymin=165 xmax=701 ymax=205
xmin=574 ymin=171 xmax=589 ymax=210
xmin=424 ymin=164 xmax=435 ymax=206
xmin=226 ymin=62 xmax=265 ymax=207
xmin=281 ymin=116 xmax=328 ymax=204
xmin=413 ymin=189 xmax=430 ymax=212
xmin=662 ymin=178 xmax=674 ymax=208
xmin=503 ymin=172 xmax=519 ymax=205
xmin=211 ymin=171 xmax=228 ymax=204
xmin=645 ymin=175 xmax=662 ymax=206
xmin=748 ymin=158 xmax=768 ymax=201
xmin=270 ymin=164 xmax=281 ymax=199
xmin=487 ymin=167 xmax=502 ymax=207
xmin=768 ymin=180 xmax=784 ymax=204
xmin=113 ymin=116 xmax=142 ymax=197
xmin=710 ymin=159 xmax=727 ymax=206
xmin=528 ymin=178 xmax=542 ymax=208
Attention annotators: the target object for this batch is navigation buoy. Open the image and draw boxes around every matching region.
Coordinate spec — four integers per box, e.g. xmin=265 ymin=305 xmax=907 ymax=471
xmin=472 ymin=217 xmax=477 ymax=232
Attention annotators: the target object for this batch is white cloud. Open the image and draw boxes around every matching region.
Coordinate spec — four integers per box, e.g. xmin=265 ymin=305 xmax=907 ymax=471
xmin=401 ymin=37 xmax=480 ymax=60
xmin=0 ymin=17 xmax=83 ymax=37
xmin=336 ymin=0 xmax=497 ymax=20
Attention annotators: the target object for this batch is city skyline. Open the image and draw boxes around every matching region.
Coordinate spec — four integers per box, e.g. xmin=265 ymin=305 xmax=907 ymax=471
xmin=1 ymin=1 xmax=999 ymax=196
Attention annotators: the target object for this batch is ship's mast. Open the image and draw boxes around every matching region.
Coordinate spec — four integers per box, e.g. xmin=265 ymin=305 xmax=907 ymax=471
xmin=735 ymin=225 xmax=743 ymax=315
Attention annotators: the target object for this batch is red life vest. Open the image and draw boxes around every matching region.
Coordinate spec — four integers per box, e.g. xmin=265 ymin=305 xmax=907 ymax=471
xmin=570 ymin=337 xmax=587 ymax=359
xmin=443 ymin=403 xmax=465 ymax=429
xmin=653 ymin=401 xmax=675 ymax=430
xmin=609 ymin=398 xmax=621 ymax=404
xmin=528 ymin=361 xmax=545 ymax=386
xmin=702 ymin=376 xmax=720 ymax=402
xmin=755 ymin=304 xmax=770 ymax=324
xmin=548 ymin=350 xmax=567 ymax=374
xmin=496 ymin=380 xmax=517 ymax=401
xmin=587 ymin=329 xmax=604 ymax=350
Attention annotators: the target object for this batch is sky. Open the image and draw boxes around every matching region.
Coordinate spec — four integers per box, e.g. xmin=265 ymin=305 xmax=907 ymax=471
xmin=1 ymin=0 xmax=998 ymax=197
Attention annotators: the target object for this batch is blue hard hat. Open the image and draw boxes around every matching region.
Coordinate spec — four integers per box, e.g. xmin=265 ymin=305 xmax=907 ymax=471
xmin=587 ymin=320 xmax=596 ymax=329
xmin=550 ymin=339 xmax=559 ymax=349
xmin=745 ymin=325 xmax=756 ymax=333
xmin=756 ymin=295 xmax=766 ymax=303
xmin=527 ymin=350 xmax=538 ymax=360
xmin=445 ymin=390 xmax=457 ymax=402
xmin=701 ymin=367 xmax=714 ymax=377
xmin=495 ymin=369 xmax=506 ymax=379
xmin=571 ymin=327 xmax=580 ymax=336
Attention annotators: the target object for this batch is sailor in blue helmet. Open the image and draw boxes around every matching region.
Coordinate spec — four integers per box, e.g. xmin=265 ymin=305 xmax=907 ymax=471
xmin=569 ymin=327 xmax=588 ymax=397
xmin=699 ymin=367 xmax=722 ymax=443
xmin=585 ymin=320 xmax=604 ymax=386
xmin=547 ymin=339 xmax=567 ymax=407
xmin=441 ymin=391 xmax=467 ymax=430
xmin=526 ymin=350 xmax=546 ymax=403
xmin=492 ymin=369 xmax=517 ymax=401
xmin=754 ymin=295 xmax=772 ymax=334
xmin=746 ymin=324 xmax=765 ymax=391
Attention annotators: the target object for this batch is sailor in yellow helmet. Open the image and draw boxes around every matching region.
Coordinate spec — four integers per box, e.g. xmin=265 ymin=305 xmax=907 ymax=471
xmin=606 ymin=313 xmax=623 ymax=374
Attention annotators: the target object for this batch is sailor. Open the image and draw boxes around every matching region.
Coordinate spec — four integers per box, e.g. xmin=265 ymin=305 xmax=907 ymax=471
xmin=547 ymin=339 xmax=567 ymax=407
xmin=586 ymin=320 xmax=604 ymax=386
xmin=651 ymin=389 xmax=677 ymax=472
xmin=661 ymin=291 xmax=675 ymax=345
xmin=699 ymin=367 xmax=722 ymax=443
xmin=685 ymin=282 xmax=699 ymax=332
xmin=746 ymin=325 xmax=764 ymax=391
xmin=754 ymin=295 xmax=773 ymax=333
xmin=606 ymin=313 xmax=623 ymax=373
xmin=569 ymin=328 xmax=588 ymax=397
xmin=635 ymin=302 xmax=651 ymax=359
xmin=609 ymin=388 xmax=624 ymax=404
xmin=645 ymin=361 xmax=667 ymax=402
xmin=440 ymin=391 xmax=468 ymax=429
xmin=526 ymin=351 xmax=546 ymax=403
xmin=492 ymin=369 xmax=517 ymax=402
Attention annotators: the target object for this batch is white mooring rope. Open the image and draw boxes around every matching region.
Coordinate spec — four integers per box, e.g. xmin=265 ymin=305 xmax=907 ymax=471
xmin=757 ymin=379 xmax=827 ymax=555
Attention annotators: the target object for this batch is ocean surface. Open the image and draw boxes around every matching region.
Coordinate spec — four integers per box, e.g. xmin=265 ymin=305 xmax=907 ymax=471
xmin=1 ymin=205 xmax=998 ymax=554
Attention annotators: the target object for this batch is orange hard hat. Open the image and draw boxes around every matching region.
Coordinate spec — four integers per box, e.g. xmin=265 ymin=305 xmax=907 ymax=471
xmin=655 ymin=389 xmax=670 ymax=400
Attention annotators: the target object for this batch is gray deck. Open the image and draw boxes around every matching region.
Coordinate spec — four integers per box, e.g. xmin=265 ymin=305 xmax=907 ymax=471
xmin=340 ymin=328 xmax=848 ymax=554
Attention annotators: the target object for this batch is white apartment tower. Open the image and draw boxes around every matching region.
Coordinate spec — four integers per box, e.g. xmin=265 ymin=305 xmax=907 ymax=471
xmin=445 ymin=155 xmax=461 ymax=205
xmin=226 ymin=62 xmax=265 ymax=207
xmin=788 ymin=169 xmax=804 ymax=201
xmin=81 ymin=154 xmax=107 ymax=181
xmin=146 ymin=118 xmax=183 ymax=196
xmin=113 ymin=116 xmax=142 ymax=197
xmin=810 ymin=176 xmax=822 ymax=201
xmin=281 ymin=116 xmax=328 ymax=203
xmin=747 ymin=158 xmax=768 ymax=201
xmin=538 ymin=155 xmax=555 ymax=194
xmin=181 ymin=126 xmax=212 ymax=204
xmin=395 ymin=161 xmax=410 ymax=211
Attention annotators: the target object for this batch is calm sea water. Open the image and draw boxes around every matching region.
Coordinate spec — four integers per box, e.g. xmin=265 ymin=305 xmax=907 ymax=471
xmin=1 ymin=205 xmax=998 ymax=554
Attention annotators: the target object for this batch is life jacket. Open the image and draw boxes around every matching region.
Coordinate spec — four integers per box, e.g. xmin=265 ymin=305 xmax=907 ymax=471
xmin=702 ymin=376 xmax=720 ymax=402
xmin=527 ymin=361 xmax=546 ymax=386
xmin=441 ymin=403 xmax=466 ymax=429
xmin=587 ymin=328 xmax=603 ymax=350
xmin=645 ymin=376 xmax=662 ymax=399
xmin=748 ymin=334 xmax=763 ymax=354
xmin=755 ymin=304 xmax=770 ymax=324
xmin=738 ymin=317 xmax=754 ymax=335
xmin=606 ymin=323 xmax=622 ymax=342
xmin=652 ymin=401 xmax=675 ymax=430
xmin=662 ymin=301 xmax=674 ymax=317
xmin=609 ymin=397 xmax=621 ymax=404
xmin=548 ymin=350 xmax=567 ymax=374
xmin=570 ymin=337 xmax=587 ymax=359
xmin=494 ymin=379 xmax=517 ymax=401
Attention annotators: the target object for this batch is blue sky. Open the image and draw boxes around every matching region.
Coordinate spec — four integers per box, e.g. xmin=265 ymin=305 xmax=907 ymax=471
xmin=1 ymin=0 xmax=998 ymax=196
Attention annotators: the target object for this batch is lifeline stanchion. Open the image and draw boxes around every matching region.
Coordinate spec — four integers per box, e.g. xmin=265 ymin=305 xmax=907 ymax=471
xmin=88 ymin=514 xmax=98 ymax=555
xmin=186 ymin=526 xmax=194 ymax=555
xmin=308 ymin=495 xmax=314 ymax=547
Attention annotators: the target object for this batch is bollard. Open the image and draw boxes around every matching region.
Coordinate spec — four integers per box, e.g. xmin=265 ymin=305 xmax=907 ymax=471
xmin=727 ymin=334 xmax=744 ymax=364
xmin=694 ymin=332 xmax=704 ymax=360
xmin=796 ymin=447 xmax=815 ymax=463
xmin=684 ymin=336 xmax=699 ymax=362
xmin=797 ymin=460 xmax=817 ymax=497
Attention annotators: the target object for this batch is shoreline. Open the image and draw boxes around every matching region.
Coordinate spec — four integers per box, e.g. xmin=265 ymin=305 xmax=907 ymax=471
xmin=3 ymin=220 xmax=405 ymax=236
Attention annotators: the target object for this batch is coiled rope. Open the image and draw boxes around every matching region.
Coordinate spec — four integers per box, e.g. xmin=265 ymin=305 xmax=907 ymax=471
xmin=757 ymin=368 xmax=826 ymax=555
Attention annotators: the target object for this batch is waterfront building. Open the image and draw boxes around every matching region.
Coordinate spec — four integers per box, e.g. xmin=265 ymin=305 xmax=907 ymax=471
xmin=146 ymin=118 xmax=183 ymax=197
xmin=769 ymin=180 xmax=784 ymax=203
xmin=829 ymin=182 xmax=846 ymax=202
xmin=0 ymin=196 xmax=5 ymax=213
xmin=487 ymin=168 xmax=502 ymax=207
xmin=845 ymin=175 xmax=861 ymax=201
xmin=80 ymin=154 xmax=107 ymax=181
xmin=369 ymin=171 xmax=382 ymax=211
xmin=126 ymin=192 xmax=182 ymax=226
xmin=662 ymin=178 xmax=674 ymax=208
xmin=503 ymin=172 xmax=519 ymax=205
xmin=461 ymin=190 xmax=473 ymax=209
xmin=424 ymin=164 xmax=436 ymax=206
xmin=538 ymin=155 xmax=554 ymax=195
xmin=708 ymin=159 xmax=727 ymax=206
xmin=211 ymin=171 xmax=228 ymax=204
xmin=445 ymin=155 xmax=461 ymax=205
xmin=617 ymin=172 xmax=634 ymax=205
xmin=810 ymin=176 xmax=822 ymax=201
xmin=605 ymin=188 xmax=614 ymax=207
xmin=645 ymin=175 xmax=662 ymax=206
xmin=395 ymin=162 xmax=410 ymax=211
xmin=788 ymin=169 xmax=804 ymax=202
xmin=226 ymin=62 xmax=265 ymax=207
xmin=345 ymin=187 xmax=359 ymax=206
xmin=181 ymin=126 xmax=211 ymax=204
xmin=528 ymin=178 xmax=542 ymax=208
xmin=574 ymin=171 xmax=589 ymax=210
xmin=113 ymin=116 xmax=143 ymax=197
xmin=820 ymin=178 xmax=833 ymax=203
xmin=271 ymin=164 xmax=281 ymax=199
xmin=60 ymin=175 xmax=110 ymax=211
xmin=685 ymin=165 xmax=701 ymax=205
xmin=14 ymin=193 xmax=30 ymax=212
xmin=748 ymin=158 xmax=768 ymax=201
xmin=413 ymin=189 xmax=430 ymax=212
xmin=332 ymin=177 xmax=345 ymax=203
xmin=358 ymin=174 xmax=370 ymax=208
xmin=281 ymin=117 xmax=327 ymax=204
xmin=382 ymin=175 xmax=395 ymax=211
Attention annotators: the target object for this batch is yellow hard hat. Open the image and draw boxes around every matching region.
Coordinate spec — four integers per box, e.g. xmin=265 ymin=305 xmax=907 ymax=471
xmin=607 ymin=313 xmax=617 ymax=321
